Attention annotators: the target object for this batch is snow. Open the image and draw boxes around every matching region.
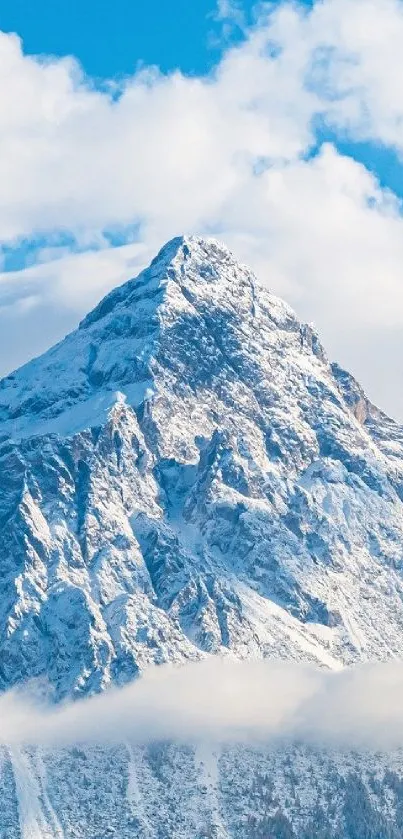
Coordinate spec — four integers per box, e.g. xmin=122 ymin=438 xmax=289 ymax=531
xmin=195 ymin=743 xmax=227 ymax=837
xmin=1 ymin=384 xmax=154 ymax=443
xmin=9 ymin=748 xmax=64 ymax=839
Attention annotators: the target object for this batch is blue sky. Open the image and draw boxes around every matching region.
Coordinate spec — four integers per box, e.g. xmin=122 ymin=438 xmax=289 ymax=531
xmin=0 ymin=0 xmax=316 ymax=76
xmin=0 ymin=0 xmax=254 ymax=77
xmin=0 ymin=0 xmax=403 ymax=419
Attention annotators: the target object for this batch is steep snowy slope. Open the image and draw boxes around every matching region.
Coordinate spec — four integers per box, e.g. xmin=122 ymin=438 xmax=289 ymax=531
xmin=1 ymin=235 xmax=403 ymax=837
xmin=1 ymin=235 xmax=403 ymax=700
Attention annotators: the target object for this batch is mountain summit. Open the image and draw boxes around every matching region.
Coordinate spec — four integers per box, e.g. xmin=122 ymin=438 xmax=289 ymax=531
xmin=2 ymin=237 xmax=403 ymax=836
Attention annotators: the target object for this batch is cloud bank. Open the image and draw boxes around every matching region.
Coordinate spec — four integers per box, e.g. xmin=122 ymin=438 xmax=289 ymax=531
xmin=3 ymin=659 xmax=403 ymax=752
xmin=2 ymin=0 xmax=403 ymax=416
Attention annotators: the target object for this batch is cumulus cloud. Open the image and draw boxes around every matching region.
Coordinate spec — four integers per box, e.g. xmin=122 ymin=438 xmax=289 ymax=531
xmin=1 ymin=0 xmax=403 ymax=416
xmin=2 ymin=659 xmax=403 ymax=752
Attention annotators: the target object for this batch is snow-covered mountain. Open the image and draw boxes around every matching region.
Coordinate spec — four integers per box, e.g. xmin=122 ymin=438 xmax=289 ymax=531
xmin=2 ymin=235 xmax=403 ymax=837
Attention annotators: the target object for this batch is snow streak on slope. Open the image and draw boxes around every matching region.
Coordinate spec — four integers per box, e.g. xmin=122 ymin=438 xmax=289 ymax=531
xmin=9 ymin=747 xmax=64 ymax=839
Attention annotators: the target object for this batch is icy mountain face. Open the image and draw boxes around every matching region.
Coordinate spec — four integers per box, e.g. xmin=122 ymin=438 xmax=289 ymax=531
xmin=3 ymin=741 xmax=403 ymax=839
xmin=1 ymin=235 xmax=403 ymax=699
xmin=3 ymin=236 xmax=403 ymax=837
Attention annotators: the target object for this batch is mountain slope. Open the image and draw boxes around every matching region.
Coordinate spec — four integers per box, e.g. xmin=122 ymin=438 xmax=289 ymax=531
xmin=1 ymin=235 xmax=403 ymax=702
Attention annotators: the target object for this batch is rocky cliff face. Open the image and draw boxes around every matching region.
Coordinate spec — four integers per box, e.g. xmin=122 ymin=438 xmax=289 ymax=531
xmin=1 ymin=236 xmax=403 ymax=836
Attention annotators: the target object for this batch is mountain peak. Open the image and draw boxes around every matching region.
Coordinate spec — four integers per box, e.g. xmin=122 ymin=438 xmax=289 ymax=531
xmin=150 ymin=233 xmax=233 ymax=264
xmin=0 ymin=235 xmax=331 ymax=446
xmin=79 ymin=234 xmax=251 ymax=331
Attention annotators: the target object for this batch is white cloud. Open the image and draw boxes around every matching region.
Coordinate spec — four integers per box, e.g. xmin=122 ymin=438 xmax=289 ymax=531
xmin=0 ymin=26 xmax=312 ymax=245
xmin=215 ymin=0 xmax=244 ymax=24
xmin=1 ymin=0 xmax=403 ymax=416
xmin=3 ymin=659 xmax=403 ymax=751
xmin=299 ymin=0 xmax=403 ymax=150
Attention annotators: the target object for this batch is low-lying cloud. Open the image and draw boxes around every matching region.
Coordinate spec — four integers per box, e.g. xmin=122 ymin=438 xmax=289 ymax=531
xmin=2 ymin=658 xmax=403 ymax=752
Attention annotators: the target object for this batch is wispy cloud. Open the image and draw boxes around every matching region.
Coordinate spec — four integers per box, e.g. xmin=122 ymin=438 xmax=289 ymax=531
xmin=3 ymin=659 xmax=403 ymax=751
